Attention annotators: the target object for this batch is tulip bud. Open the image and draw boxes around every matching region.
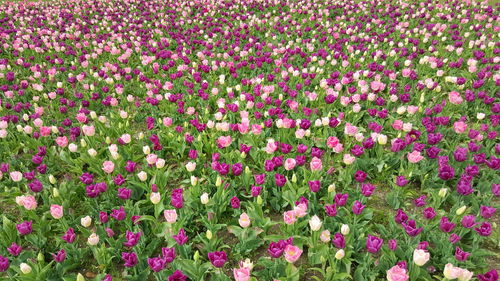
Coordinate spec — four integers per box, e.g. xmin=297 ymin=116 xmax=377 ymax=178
xmin=37 ymin=252 xmax=44 ymax=262
xmin=341 ymin=224 xmax=350 ymax=235
xmin=257 ymin=195 xmax=263 ymax=205
xmin=190 ymin=176 xmax=197 ymax=186
xmin=309 ymin=215 xmax=322 ymax=231
xmin=80 ymin=139 xmax=87 ymax=147
xmin=194 ymin=250 xmax=200 ymax=262
xmin=328 ymin=184 xmax=336 ymax=193
xmin=335 ymin=249 xmax=345 ymax=259
xmin=53 ymin=188 xmax=60 ymax=198
xmin=456 ymin=206 xmax=467 ymax=215
xmin=291 ymin=173 xmax=297 ymax=183
xmin=156 ymin=158 xmax=166 ymax=168
xmin=20 ymin=263 xmax=32 ymax=274
xmin=87 ymin=233 xmax=99 ymax=245
xmin=87 ymin=149 xmax=97 ymax=157
xmin=137 ymin=171 xmax=147 ymax=182
xmin=138 ymin=132 xmax=144 ymax=139
xmin=105 ymin=136 xmax=111 ymax=144
xmin=215 ymin=176 xmax=222 ymax=187
xmin=206 ymin=230 xmax=213 ymax=240
xmin=245 ymin=166 xmax=251 ymax=174
xmin=150 ymin=192 xmax=161 ymax=204
xmin=143 ymin=146 xmax=150 ymax=154
xmin=439 ymin=188 xmax=448 ymax=197
xmin=111 ymin=151 xmax=120 ymax=160
xmin=49 ymin=174 xmax=56 ymax=184
xmin=81 ymin=216 xmax=92 ymax=227
xmin=76 ymin=273 xmax=85 ymax=281
xmin=377 ymin=134 xmax=387 ymax=145
xmin=201 ymin=193 xmax=209 ymax=205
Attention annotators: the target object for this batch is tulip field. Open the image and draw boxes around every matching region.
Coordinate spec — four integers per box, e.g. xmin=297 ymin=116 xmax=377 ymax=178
xmin=0 ymin=0 xmax=499 ymax=280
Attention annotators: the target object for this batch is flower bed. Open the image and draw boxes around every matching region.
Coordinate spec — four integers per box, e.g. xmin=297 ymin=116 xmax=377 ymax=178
xmin=0 ymin=0 xmax=499 ymax=280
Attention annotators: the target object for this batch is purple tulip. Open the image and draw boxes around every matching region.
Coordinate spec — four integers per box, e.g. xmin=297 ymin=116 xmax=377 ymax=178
xmin=162 ymin=247 xmax=176 ymax=263
xmin=394 ymin=209 xmax=408 ymax=224
xmin=16 ymin=221 xmax=33 ymax=235
xmin=361 ymin=183 xmax=376 ymax=197
xmin=230 ymin=196 xmax=240 ymax=209
xmin=332 ymin=233 xmax=345 ymax=249
xmin=449 ymin=234 xmax=461 ymax=244
xmin=275 ymin=173 xmax=286 ymax=187
xmin=324 ymin=204 xmax=337 ymax=217
xmin=334 ymin=193 xmax=348 ymax=206
xmin=100 ymin=212 xmax=109 ymax=223
xmin=354 ymin=170 xmax=367 ymax=183
xmin=168 ymin=270 xmax=188 ymax=281
xmin=396 ymin=261 xmax=408 ymax=270
xmin=352 ymin=200 xmax=365 ymax=215
xmin=475 ymin=222 xmax=492 ymax=236
xmin=148 ymin=256 xmax=166 ymax=272
xmin=395 ymin=176 xmax=409 ymax=187
xmin=123 ymin=231 xmax=141 ymax=247
xmin=413 ymin=195 xmax=427 ymax=207
xmin=0 ymin=255 xmax=9 ymax=272
xmin=7 ymin=242 xmax=22 ymax=256
xmin=308 ymin=180 xmax=321 ymax=192
xmin=173 ymin=228 xmax=188 ymax=245
xmin=254 ymin=174 xmax=265 ymax=185
xmin=461 ymin=215 xmax=476 ymax=228
xmin=477 ymin=269 xmax=498 ymax=281
xmin=62 ymin=228 xmax=76 ymax=243
xmin=208 ymin=251 xmax=227 ymax=268
xmin=402 ymin=220 xmax=423 ymax=236
xmin=117 ymin=188 xmax=132 ymax=200
xmin=454 ymin=247 xmax=470 ymax=262
xmin=423 ymin=207 xmax=436 ymax=220
xmin=251 ymin=186 xmax=262 ymax=197
xmin=366 ymin=235 xmax=383 ymax=253
xmin=53 ymin=249 xmax=66 ymax=263
xmin=388 ymin=239 xmax=398 ymax=251
xmin=232 ymin=163 xmax=243 ymax=176
xmin=105 ymin=228 xmax=115 ymax=237
xmin=125 ymin=161 xmax=137 ymax=173
xmin=121 ymin=252 xmax=138 ymax=267
xmin=480 ymin=205 xmax=496 ymax=219
xmin=111 ymin=206 xmax=126 ymax=221
xmin=439 ymin=217 xmax=456 ymax=233
xmin=171 ymin=189 xmax=184 ymax=209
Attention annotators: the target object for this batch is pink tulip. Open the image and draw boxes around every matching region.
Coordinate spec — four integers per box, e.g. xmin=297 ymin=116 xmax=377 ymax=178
xmin=407 ymin=151 xmax=424 ymax=163
xmin=283 ymin=210 xmax=297 ymax=225
xmin=387 ymin=265 xmax=409 ymax=281
xmin=284 ymin=158 xmax=296 ymax=171
xmin=284 ymin=245 xmax=302 ymax=263
xmin=310 ymin=157 xmax=323 ymax=171
xmin=217 ymin=136 xmax=233 ymax=148
xmin=50 ymin=205 xmax=64 ymax=219
xmin=233 ymin=267 xmax=251 ymax=281
xmin=55 ymin=136 xmax=68 ymax=147
xmin=239 ymin=213 xmax=251 ymax=228
xmin=164 ymin=209 xmax=177 ymax=223
xmin=453 ymin=121 xmax=467 ymax=134
xmin=82 ymin=125 xmax=95 ymax=136
xmin=102 ymin=161 xmax=115 ymax=174
xmin=10 ymin=171 xmax=23 ymax=182
xmin=448 ymin=91 xmax=463 ymax=105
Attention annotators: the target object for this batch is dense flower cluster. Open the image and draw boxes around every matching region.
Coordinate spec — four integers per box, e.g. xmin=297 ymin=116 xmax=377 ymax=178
xmin=0 ymin=0 xmax=498 ymax=280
